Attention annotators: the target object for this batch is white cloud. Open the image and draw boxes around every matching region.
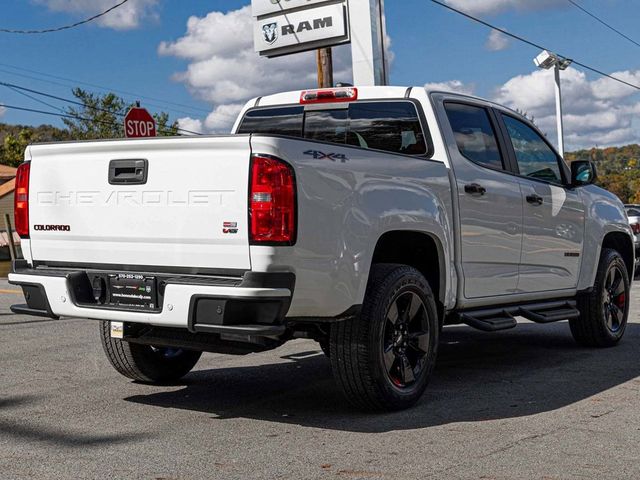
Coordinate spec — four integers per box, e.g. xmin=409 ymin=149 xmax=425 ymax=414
xmin=494 ymin=67 xmax=640 ymax=149
xmin=424 ymin=80 xmax=475 ymax=95
xmin=159 ymin=5 xmax=354 ymax=133
xmin=444 ymin=0 xmax=566 ymax=16
xmin=176 ymin=117 xmax=204 ymax=136
xmin=485 ymin=29 xmax=510 ymax=51
xmin=0 ymin=105 xmax=5 ymax=118
xmin=34 ymin=0 xmax=159 ymax=30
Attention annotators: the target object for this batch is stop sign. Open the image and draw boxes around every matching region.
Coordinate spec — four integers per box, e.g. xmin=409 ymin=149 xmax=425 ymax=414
xmin=124 ymin=107 xmax=156 ymax=138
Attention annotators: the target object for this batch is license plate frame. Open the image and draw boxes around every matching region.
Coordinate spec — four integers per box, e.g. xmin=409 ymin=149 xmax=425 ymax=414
xmin=108 ymin=273 xmax=158 ymax=310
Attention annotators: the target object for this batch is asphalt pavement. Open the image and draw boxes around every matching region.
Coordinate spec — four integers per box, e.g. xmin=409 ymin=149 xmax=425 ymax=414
xmin=1 ymin=278 xmax=639 ymax=479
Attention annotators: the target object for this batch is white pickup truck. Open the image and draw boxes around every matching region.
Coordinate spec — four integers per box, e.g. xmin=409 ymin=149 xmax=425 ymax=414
xmin=10 ymin=86 xmax=634 ymax=411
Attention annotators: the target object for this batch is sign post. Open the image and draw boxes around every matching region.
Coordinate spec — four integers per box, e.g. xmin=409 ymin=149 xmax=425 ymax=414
xmin=349 ymin=0 xmax=388 ymax=86
xmin=317 ymin=47 xmax=333 ymax=88
xmin=124 ymin=105 xmax=157 ymax=138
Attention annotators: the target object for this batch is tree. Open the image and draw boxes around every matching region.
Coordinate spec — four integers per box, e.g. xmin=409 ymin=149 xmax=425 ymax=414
xmin=63 ymin=88 xmax=179 ymax=140
xmin=2 ymin=129 xmax=35 ymax=167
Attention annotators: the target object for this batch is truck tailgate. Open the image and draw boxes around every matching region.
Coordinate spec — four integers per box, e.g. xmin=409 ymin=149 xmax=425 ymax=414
xmin=27 ymin=136 xmax=252 ymax=271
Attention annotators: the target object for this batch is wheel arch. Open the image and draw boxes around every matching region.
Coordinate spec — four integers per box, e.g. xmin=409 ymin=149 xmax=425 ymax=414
xmin=370 ymin=230 xmax=446 ymax=309
xmin=602 ymin=231 xmax=634 ymax=279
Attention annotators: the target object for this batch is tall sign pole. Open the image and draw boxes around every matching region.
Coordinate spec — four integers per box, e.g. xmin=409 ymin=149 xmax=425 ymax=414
xmin=350 ymin=0 xmax=389 ymax=86
xmin=317 ymin=47 xmax=334 ymax=88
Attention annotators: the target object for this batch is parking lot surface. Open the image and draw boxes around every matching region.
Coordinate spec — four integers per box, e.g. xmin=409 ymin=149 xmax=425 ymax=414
xmin=1 ymin=278 xmax=639 ymax=479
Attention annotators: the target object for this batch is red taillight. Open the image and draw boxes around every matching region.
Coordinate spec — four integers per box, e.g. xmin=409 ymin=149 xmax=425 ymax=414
xmin=249 ymin=155 xmax=296 ymax=245
xmin=300 ymin=87 xmax=358 ymax=104
xmin=14 ymin=162 xmax=30 ymax=238
xmin=632 ymin=223 xmax=640 ymax=235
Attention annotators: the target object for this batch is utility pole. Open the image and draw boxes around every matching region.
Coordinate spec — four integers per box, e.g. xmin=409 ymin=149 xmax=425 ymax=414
xmin=317 ymin=47 xmax=334 ymax=88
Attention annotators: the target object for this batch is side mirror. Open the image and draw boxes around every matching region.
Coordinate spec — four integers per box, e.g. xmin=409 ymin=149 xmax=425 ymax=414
xmin=571 ymin=160 xmax=597 ymax=186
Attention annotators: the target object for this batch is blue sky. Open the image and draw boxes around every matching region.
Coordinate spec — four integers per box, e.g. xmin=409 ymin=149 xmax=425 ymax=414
xmin=1 ymin=0 xmax=639 ymax=149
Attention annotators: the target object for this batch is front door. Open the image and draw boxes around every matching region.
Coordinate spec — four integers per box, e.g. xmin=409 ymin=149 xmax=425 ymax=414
xmin=442 ymin=101 xmax=523 ymax=299
xmin=498 ymin=113 xmax=585 ymax=292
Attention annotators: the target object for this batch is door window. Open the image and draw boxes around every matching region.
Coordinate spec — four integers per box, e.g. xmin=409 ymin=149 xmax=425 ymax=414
xmin=502 ymin=114 xmax=563 ymax=184
xmin=444 ymin=103 xmax=504 ymax=170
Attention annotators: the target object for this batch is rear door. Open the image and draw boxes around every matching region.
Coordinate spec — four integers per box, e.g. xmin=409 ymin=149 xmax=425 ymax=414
xmin=28 ymin=136 xmax=253 ymax=272
xmin=497 ymin=112 xmax=585 ymax=292
xmin=442 ymin=101 xmax=523 ymax=299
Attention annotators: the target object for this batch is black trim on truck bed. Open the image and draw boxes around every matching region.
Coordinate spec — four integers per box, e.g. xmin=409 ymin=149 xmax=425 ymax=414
xmin=30 ymin=260 xmax=247 ymax=278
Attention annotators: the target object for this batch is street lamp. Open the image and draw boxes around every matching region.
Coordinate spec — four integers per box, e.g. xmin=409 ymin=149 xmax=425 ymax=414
xmin=534 ymin=50 xmax=572 ymax=157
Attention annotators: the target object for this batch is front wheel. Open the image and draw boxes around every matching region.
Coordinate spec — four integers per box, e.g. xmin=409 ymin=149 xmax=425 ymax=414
xmin=571 ymin=248 xmax=630 ymax=347
xmin=99 ymin=321 xmax=202 ymax=383
xmin=330 ymin=264 xmax=439 ymax=411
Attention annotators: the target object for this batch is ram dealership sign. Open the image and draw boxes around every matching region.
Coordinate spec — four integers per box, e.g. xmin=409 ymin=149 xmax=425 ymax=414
xmin=252 ymin=0 xmax=350 ymax=57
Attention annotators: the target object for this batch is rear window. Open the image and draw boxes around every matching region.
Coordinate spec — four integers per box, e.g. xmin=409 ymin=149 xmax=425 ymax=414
xmin=237 ymin=101 xmax=428 ymax=156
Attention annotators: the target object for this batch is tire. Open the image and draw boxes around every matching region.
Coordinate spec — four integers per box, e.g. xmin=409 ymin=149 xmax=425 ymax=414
xmin=318 ymin=337 xmax=330 ymax=357
xmin=329 ymin=264 xmax=439 ymax=411
xmin=99 ymin=321 xmax=202 ymax=383
xmin=571 ymin=248 xmax=630 ymax=347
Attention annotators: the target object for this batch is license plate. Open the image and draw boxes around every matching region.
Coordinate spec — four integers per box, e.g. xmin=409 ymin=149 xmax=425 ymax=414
xmin=108 ymin=273 xmax=157 ymax=309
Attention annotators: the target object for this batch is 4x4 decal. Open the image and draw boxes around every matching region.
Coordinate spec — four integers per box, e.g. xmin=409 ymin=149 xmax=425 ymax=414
xmin=304 ymin=150 xmax=348 ymax=163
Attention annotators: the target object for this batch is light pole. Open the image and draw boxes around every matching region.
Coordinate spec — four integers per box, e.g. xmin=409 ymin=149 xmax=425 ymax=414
xmin=533 ymin=50 xmax=572 ymax=157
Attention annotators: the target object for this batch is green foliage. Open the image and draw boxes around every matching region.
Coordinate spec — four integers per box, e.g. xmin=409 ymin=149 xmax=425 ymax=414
xmin=63 ymin=88 xmax=179 ymax=139
xmin=63 ymin=88 xmax=127 ymax=140
xmin=0 ymin=88 xmax=180 ymax=165
xmin=0 ymin=123 xmax=70 ymax=167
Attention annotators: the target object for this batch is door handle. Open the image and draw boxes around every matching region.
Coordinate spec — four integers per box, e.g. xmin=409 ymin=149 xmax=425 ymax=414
xmin=109 ymin=159 xmax=148 ymax=185
xmin=464 ymin=183 xmax=486 ymax=196
xmin=526 ymin=193 xmax=544 ymax=206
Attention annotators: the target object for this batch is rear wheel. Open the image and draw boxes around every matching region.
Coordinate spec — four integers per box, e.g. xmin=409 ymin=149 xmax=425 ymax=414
xmin=99 ymin=321 xmax=202 ymax=383
xmin=330 ymin=264 xmax=439 ymax=411
xmin=571 ymin=248 xmax=630 ymax=347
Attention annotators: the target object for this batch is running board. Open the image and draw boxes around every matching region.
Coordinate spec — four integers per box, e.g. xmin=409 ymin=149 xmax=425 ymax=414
xmin=458 ymin=300 xmax=579 ymax=332
xmin=460 ymin=313 xmax=517 ymax=332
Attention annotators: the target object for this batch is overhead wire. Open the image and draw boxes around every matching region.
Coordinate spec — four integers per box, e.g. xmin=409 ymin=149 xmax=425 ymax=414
xmin=429 ymin=0 xmax=640 ymax=92
xmin=0 ymin=0 xmax=130 ymax=34
xmin=567 ymin=0 xmax=640 ymax=50
xmin=0 ymin=102 xmax=186 ymax=137
xmin=0 ymin=80 xmax=202 ymax=135
xmin=0 ymin=62 xmax=212 ymax=116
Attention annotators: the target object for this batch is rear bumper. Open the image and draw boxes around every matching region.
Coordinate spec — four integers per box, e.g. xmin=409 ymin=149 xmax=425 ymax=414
xmin=9 ymin=266 xmax=294 ymax=335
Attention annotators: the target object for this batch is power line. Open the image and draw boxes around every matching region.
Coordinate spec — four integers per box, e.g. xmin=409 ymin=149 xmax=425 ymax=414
xmin=0 ymin=80 xmax=203 ymax=135
xmin=567 ymin=0 xmax=640 ymax=50
xmin=0 ymin=62 xmax=212 ymax=116
xmin=0 ymin=102 xmax=184 ymax=137
xmin=0 ymin=103 xmax=125 ymax=132
xmin=0 ymin=0 xmax=130 ymax=34
xmin=429 ymin=0 xmax=640 ymax=93
xmin=5 ymin=85 xmax=66 ymax=113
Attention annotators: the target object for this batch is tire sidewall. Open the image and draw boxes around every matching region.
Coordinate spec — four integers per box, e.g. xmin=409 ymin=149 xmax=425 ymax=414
xmin=596 ymin=251 xmax=630 ymax=342
xmin=366 ymin=267 xmax=439 ymax=407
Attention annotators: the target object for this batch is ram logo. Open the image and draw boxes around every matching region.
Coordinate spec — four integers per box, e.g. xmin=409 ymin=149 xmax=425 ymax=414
xmin=262 ymin=22 xmax=278 ymax=44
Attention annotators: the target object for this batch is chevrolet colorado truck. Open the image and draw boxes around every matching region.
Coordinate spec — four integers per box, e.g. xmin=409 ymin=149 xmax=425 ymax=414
xmin=9 ymin=86 xmax=634 ymax=411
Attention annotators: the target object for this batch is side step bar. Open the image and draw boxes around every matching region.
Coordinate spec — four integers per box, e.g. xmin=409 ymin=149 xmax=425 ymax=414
xmin=458 ymin=300 xmax=579 ymax=332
